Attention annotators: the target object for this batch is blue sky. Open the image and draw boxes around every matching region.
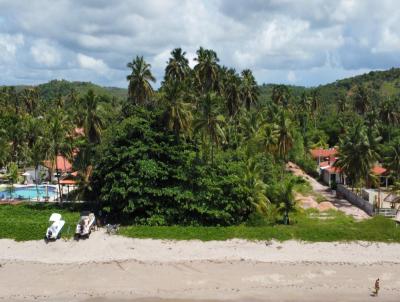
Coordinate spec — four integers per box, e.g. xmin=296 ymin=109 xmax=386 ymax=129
xmin=0 ymin=0 xmax=400 ymax=88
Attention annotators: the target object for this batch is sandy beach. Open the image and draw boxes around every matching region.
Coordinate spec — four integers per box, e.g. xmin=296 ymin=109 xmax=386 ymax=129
xmin=1 ymin=230 xmax=400 ymax=302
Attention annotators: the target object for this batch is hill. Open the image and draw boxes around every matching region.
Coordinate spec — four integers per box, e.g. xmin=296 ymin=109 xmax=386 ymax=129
xmin=259 ymin=67 xmax=400 ymax=105
xmin=3 ymin=80 xmax=128 ymax=101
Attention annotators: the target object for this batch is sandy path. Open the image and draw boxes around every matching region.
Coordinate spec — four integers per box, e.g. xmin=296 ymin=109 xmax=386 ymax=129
xmin=1 ymin=231 xmax=400 ymax=301
xmin=287 ymin=162 xmax=370 ymax=220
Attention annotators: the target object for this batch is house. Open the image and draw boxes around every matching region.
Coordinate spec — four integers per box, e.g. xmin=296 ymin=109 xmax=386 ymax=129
xmin=42 ymin=155 xmax=73 ymax=182
xmin=310 ymin=147 xmax=338 ymax=165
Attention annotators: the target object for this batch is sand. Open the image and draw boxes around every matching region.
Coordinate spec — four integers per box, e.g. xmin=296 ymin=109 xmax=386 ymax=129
xmin=1 ymin=230 xmax=400 ymax=302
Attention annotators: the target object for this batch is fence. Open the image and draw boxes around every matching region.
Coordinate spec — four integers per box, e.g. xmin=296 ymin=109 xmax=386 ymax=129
xmin=337 ymin=184 xmax=374 ymax=216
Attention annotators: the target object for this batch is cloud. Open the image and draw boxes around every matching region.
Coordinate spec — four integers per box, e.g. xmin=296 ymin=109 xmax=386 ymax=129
xmin=76 ymin=53 xmax=109 ymax=74
xmin=30 ymin=39 xmax=61 ymax=67
xmin=0 ymin=0 xmax=399 ymax=87
xmin=0 ymin=33 xmax=24 ymax=62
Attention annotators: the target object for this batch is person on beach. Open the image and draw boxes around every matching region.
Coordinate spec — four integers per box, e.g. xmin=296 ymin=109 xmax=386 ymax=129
xmin=374 ymin=278 xmax=380 ymax=296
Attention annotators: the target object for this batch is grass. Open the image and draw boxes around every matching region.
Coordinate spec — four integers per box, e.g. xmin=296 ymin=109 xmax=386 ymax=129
xmin=1 ymin=204 xmax=400 ymax=243
xmin=0 ymin=203 xmax=80 ymax=241
xmin=119 ymin=210 xmax=400 ymax=243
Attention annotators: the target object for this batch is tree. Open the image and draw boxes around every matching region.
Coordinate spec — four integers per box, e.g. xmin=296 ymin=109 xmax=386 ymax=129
xmin=194 ymin=47 xmax=220 ymax=93
xmin=6 ymin=162 xmax=19 ymax=199
xmin=310 ymin=89 xmax=321 ymax=127
xmin=276 ymin=111 xmax=294 ymax=161
xmin=30 ymin=137 xmax=47 ymax=201
xmin=193 ymin=93 xmax=226 ymax=164
xmin=277 ymin=179 xmax=295 ymax=225
xmin=223 ymin=68 xmax=242 ymax=118
xmin=165 ymin=48 xmax=190 ymax=83
xmin=241 ymin=69 xmax=259 ymax=110
xmin=244 ymin=159 xmax=270 ymax=215
xmin=271 ymin=85 xmax=290 ymax=109
xmin=385 ymin=138 xmax=400 ymax=180
xmin=161 ymin=81 xmax=193 ymax=138
xmin=352 ymin=85 xmax=370 ymax=116
xmin=336 ymin=91 xmax=348 ymax=114
xmin=127 ymin=56 xmax=156 ymax=105
xmin=47 ymin=109 xmax=73 ymax=202
xmin=81 ymin=90 xmax=103 ymax=145
xmin=334 ymin=122 xmax=379 ymax=189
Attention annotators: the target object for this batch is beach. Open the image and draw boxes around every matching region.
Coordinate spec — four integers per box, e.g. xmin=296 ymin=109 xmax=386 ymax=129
xmin=1 ymin=231 xmax=400 ymax=301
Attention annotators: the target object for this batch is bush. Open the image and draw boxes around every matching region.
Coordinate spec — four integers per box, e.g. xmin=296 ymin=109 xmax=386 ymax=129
xmin=91 ymin=108 xmax=254 ymax=226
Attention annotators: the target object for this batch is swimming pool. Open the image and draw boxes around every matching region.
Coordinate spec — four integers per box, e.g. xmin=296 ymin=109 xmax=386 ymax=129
xmin=0 ymin=185 xmax=57 ymax=200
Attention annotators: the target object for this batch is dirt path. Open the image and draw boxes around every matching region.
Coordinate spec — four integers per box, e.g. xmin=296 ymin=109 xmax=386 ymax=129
xmin=287 ymin=162 xmax=370 ymax=220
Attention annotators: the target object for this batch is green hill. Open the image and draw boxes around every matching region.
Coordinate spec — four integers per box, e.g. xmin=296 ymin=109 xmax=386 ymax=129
xmin=4 ymin=79 xmax=128 ymax=101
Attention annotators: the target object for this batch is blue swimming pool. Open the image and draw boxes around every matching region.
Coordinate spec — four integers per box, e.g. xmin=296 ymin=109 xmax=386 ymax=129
xmin=0 ymin=185 xmax=57 ymax=200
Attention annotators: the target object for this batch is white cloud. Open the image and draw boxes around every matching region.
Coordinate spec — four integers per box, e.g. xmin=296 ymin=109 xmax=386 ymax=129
xmin=76 ymin=53 xmax=109 ymax=74
xmin=30 ymin=39 xmax=61 ymax=67
xmin=0 ymin=0 xmax=400 ymax=87
xmin=0 ymin=33 xmax=24 ymax=62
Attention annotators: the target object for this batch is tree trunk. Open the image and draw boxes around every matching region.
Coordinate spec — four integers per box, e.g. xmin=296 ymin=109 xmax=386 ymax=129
xmin=35 ymin=164 xmax=40 ymax=202
xmin=55 ymin=153 xmax=63 ymax=203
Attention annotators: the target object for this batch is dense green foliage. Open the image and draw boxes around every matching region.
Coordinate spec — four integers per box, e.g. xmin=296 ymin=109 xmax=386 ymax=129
xmin=1 ymin=48 xmax=400 ymax=229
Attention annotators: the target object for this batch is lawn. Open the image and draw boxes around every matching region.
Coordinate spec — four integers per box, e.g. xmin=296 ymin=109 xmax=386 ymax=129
xmin=119 ymin=211 xmax=400 ymax=242
xmin=1 ymin=204 xmax=400 ymax=242
xmin=0 ymin=203 xmax=81 ymax=241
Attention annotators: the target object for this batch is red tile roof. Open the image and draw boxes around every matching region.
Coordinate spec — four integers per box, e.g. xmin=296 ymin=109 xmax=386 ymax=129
xmin=43 ymin=156 xmax=72 ymax=173
xmin=327 ymin=166 xmax=342 ymax=174
xmin=310 ymin=148 xmax=338 ymax=159
xmin=372 ymin=166 xmax=387 ymax=176
xmin=59 ymin=179 xmax=77 ymax=185
xmin=319 ymin=161 xmax=330 ymax=168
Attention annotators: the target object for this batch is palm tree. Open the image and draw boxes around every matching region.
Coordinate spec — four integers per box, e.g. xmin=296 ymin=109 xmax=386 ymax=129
xmin=385 ymin=138 xmax=400 ymax=180
xmin=47 ymin=109 xmax=73 ymax=202
xmin=194 ymin=47 xmax=220 ymax=93
xmin=276 ymin=111 xmax=294 ymax=161
xmin=379 ymin=97 xmax=399 ymax=141
xmin=271 ymin=85 xmax=290 ymax=109
xmin=6 ymin=162 xmax=19 ymax=199
xmin=256 ymin=122 xmax=279 ymax=156
xmin=223 ymin=68 xmax=242 ymax=118
xmin=21 ymin=88 xmax=39 ymax=116
xmin=336 ymin=92 xmax=348 ymax=114
xmin=241 ymin=69 xmax=259 ymax=110
xmin=278 ymin=179 xmax=295 ymax=225
xmin=162 ymin=81 xmax=193 ymax=137
xmin=310 ymin=89 xmax=321 ymax=127
xmin=81 ymin=90 xmax=103 ymax=145
xmin=127 ymin=56 xmax=156 ymax=105
xmin=165 ymin=48 xmax=190 ymax=83
xmin=352 ymin=85 xmax=370 ymax=116
xmin=244 ymin=159 xmax=270 ymax=215
xmin=193 ymin=93 xmax=226 ymax=164
xmin=30 ymin=137 xmax=47 ymax=201
xmin=334 ymin=122 xmax=379 ymax=189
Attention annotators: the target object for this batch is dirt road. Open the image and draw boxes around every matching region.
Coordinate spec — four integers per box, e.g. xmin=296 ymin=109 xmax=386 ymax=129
xmin=287 ymin=162 xmax=370 ymax=220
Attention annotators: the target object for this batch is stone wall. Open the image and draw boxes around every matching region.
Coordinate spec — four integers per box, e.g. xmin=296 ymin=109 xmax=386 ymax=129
xmin=337 ymin=184 xmax=373 ymax=216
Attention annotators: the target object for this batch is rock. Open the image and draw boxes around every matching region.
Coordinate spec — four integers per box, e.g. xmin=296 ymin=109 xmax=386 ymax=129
xmin=318 ymin=201 xmax=337 ymax=212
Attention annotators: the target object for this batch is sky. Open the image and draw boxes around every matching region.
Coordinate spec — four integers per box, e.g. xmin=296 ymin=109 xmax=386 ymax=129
xmin=1 ymin=0 xmax=400 ymax=88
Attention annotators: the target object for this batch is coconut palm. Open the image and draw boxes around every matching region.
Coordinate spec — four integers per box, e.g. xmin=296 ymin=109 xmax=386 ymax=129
xmin=241 ymin=69 xmax=259 ymax=110
xmin=271 ymin=85 xmax=290 ymax=109
xmin=310 ymin=89 xmax=321 ymax=127
xmin=165 ymin=48 xmax=190 ymax=83
xmin=385 ymin=138 xmax=400 ymax=179
xmin=193 ymin=93 xmax=226 ymax=164
xmin=336 ymin=92 xmax=348 ymax=114
xmin=21 ymin=88 xmax=39 ymax=116
xmin=194 ymin=47 xmax=220 ymax=93
xmin=256 ymin=122 xmax=279 ymax=156
xmin=81 ymin=90 xmax=103 ymax=145
xmin=162 ymin=81 xmax=193 ymax=137
xmin=276 ymin=111 xmax=294 ymax=161
xmin=352 ymin=85 xmax=370 ymax=116
xmin=47 ymin=109 xmax=73 ymax=202
xmin=244 ymin=159 xmax=270 ymax=215
xmin=127 ymin=56 xmax=156 ymax=105
xmin=277 ymin=179 xmax=295 ymax=225
xmin=334 ymin=122 xmax=379 ymax=189
xmin=223 ymin=68 xmax=242 ymax=118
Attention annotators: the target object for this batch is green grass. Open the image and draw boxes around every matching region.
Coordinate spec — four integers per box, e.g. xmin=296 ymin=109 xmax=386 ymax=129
xmin=1 ymin=204 xmax=400 ymax=243
xmin=120 ymin=210 xmax=400 ymax=243
xmin=0 ymin=203 xmax=80 ymax=241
